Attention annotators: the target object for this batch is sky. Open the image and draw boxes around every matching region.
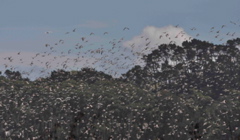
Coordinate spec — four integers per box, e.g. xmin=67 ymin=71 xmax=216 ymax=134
xmin=0 ymin=0 xmax=240 ymax=80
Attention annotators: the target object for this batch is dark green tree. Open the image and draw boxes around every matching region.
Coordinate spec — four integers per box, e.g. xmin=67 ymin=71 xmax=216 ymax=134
xmin=4 ymin=69 xmax=22 ymax=80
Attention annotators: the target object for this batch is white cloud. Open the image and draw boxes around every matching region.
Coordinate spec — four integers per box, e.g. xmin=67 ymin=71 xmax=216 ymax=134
xmin=123 ymin=25 xmax=192 ymax=53
xmin=121 ymin=25 xmax=192 ymax=66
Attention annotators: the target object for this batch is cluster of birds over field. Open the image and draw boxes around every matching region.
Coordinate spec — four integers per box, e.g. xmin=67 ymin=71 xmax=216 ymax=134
xmin=0 ymin=20 xmax=239 ymax=80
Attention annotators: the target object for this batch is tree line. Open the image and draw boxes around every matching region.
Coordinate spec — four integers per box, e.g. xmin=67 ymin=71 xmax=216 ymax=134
xmin=123 ymin=38 xmax=240 ymax=99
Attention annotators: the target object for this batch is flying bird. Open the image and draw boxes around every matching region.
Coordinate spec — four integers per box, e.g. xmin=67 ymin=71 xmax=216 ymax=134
xmin=190 ymin=27 xmax=196 ymax=31
xmin=146 ymin=42 xmax=151 ymax=46
xmin=81 ymin=37 xmax=85 ymax=41
xmin=230 ymin=21 xmax=237 ymax=25
xmin=123 ymin=27 xmax=130 ymax=30
xmin=45 ymin=31 xmax=53 ymax=34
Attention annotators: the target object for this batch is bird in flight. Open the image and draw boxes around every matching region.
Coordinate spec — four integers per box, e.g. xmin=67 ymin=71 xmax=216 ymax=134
xmin=45 ymin=31 xmax=53 ymax=34
xmin=230 ymin=21 xmax=237 ymax=25
xmin=123 ymin=27 xmax=130 ymax=31
xmin=190 ymin=27 xmax=196 ymax=31
xmin=81 ymin=37 xmax=85 ymax=41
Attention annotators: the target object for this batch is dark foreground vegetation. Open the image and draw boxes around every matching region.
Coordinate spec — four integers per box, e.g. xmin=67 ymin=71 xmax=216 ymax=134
xmin=1 ymin=38 xmax=240 ymax=139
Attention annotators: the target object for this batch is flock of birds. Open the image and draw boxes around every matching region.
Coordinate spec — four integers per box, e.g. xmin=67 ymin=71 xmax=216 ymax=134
xmin=1 ymin=20 xmax=240 ymax=80
xmin=2 ymin=26 xmax=138 ymax=79
xmin=0 ymin=20 xmax=240 ymax=139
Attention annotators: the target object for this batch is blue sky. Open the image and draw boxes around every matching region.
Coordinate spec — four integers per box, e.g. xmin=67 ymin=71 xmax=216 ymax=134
xmin=1 ymin=0 xmax=239 ymax=48
xmin=0 ymin=0 xmax=239 ymax=79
